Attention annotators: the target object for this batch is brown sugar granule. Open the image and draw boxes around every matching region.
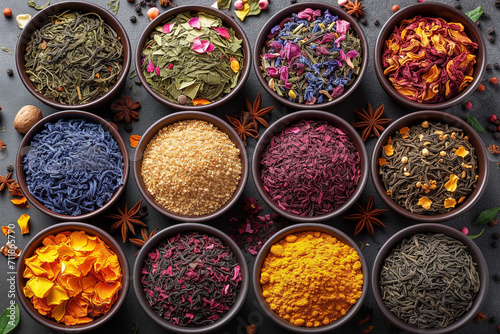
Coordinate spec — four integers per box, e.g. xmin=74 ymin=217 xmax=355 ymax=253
xmin=141 ymin=119 xmax=242 ymax=216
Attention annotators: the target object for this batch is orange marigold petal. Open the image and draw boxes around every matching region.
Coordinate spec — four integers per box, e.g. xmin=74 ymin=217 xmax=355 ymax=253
xmin=17 ymin=214 xmax=30 ymax=234
xmin=46 ymin=285 xmax=69 ymax=306
xmin=399 ymin=126 xmax=410 ymax=139
xmin=1 ymin=226 xmax=13 ymax=236
xmin=456 ymin=146 xmax=469 ymax=158
xmin=384 ymin=144 xmax=394 ymax=156
xmin=129 ymin=135 xmax=141 ymax=148
xmin=418 ymin=196 xmax=432 ymax=210
xmin=69 ymin=231 xmax=89 ymax=251
xmin=444 ymin=197 xmax=457 ymax=209
xmin=11 ymin=196 xmax=28 ymax=207
xmin=230 ymin=57 xmax=240 ymax=73
xmin=379 ymin=158 xmax=389 ymax=166
xmin=444 ymin=174 xmax=459 ymax=192
xmin=36 ymin=245 xmax=59 ymax=263
xmin=95 ymin=281 xmax=122 ymax=303
xmin=192 ymin=98 xmax=211 ymax=105
xmin=25 ymin=276 xmax=54 ymax=298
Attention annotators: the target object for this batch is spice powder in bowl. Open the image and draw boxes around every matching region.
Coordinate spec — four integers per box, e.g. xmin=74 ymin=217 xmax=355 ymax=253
xmin=260 ymin=230 xmax=364 ymax=327
xmin=260 ymin=8 xmax=363 ymax=105
xmin=378 ymin=121 xmax=477 ymax=214
xmin=260 ymin=120 xmax=361 ymax=216
xmin=382 ymin=16 xmax=478 ymax=103
xmin=141 ymin=119 xmax=241 ymax=216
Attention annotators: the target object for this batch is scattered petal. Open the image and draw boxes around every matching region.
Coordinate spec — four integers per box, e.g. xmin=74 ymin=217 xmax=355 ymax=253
xmin=17 ymin=214 xmax=30 ymax=234
xmin=418 ymin=196 xmax=432 ymax=210
xmin=189 ymin=17 xmax=201 ymax=30
xmin=130 ymin=135 xmax=141 ymax=148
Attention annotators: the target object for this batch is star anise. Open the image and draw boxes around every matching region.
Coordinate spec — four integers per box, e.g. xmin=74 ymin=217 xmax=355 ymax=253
xmin=475 ymin=312 xmax=487 ymax=322
xmin=344 ymin=195 xmax=387 ymax=235
xmin=0 ymin=140 xmax=6 ymax=150
xmin=130 ymin=227 xmax=159 ymax=255
xmin=344 ymin=0 xmax=365 ymax=18
xmin=352 ymin=103 xmax=392 ymax=142
xmin=111 ymin=95 xmax=141 ymax=123
xmin=226 ymin=114 xmax=259 ymax=145
xmin=237 ymin=93 xmax=274 ymax=131
xmin=105 ymin=200 xmax=148 ymax=243
xmin=7 ymin=182 xmax=24 ymax=197
xmin=159 ymin=0 xmax=171 ymax=6
xmin=0 ymin=172 xmax=15 ymax=192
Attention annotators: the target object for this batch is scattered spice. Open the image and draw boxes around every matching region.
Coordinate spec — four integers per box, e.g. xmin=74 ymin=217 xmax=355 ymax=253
xmin=159 ymin=0 xmax=171 ymax=6
xmin=111 ymin=95 xmax=141 ymax=123
xmin=475 ymin=312 xmax=487 ymax=322
xmin=490 ymin=77 xmax=499 ymax=85
xmin=17 ymin=214 xmax=30 ymax=234
xmin=495 ymin=274 xmax=500 ymax=282
xmin=226 ymin=115 xmax=259 ymax=145
xmin=130 ymin=15 xmax=137 ymax=23
xmin=3 ymin=8 xmax=12 ymax=18
xmin=0 ymin=172 xmax=14 ymax=192
xmin=7 ymin=182 xmax=24 ymax=197
xmin=130 ymin=135 xmax=141 ymax=148
xmin=246 ymin=324 xmax=257 ymax=334
xmin=488 ymin=144 xmax=500 ymax=154
xmin=477 ymin=83 xmax=485 ymax=92
xmin=392 ymin=5 xmax=399 ymax=12
xmin=129 ymin=227 xmax=158 ymax=255
xmin=490 ymin=219 xmax=498 ymax=227
xmin=495 ymin=63 xmax=500 ymax=70
xmin=237 ymin=93 xmax=274 ymax=131
xmin=362 ymin=325 xmax=375 ymax=333
xmin=146 ymin=7 xmax=159 ymax=20
xmin=0 ymin=242 xmax=21 ymax=258
xmin=0 ymin=140 xmax=6 ymax=150
xmin=6 ymin=68 xmax=13 ymax=76
xmin=352 ymin=103 xmax=392 ymax=141
xmin=374 ymin=19 xmax=380 ymax=26
xmin=382 ymin=16 xmax=478 ymax=103
xmin=356 ymin=314 xmax=370 ymax=326
xmin=344 ymin=195 xmax=387 ymax=235
xmin=343 ymin=0 xmax=365 ymax=18
xmin=105 ymin=200 xmax=148 ymax=243
xmin=23 ymin=231 xmax=123 ymax=325
xmin=474 ymin=207 xmax=500 ymax=225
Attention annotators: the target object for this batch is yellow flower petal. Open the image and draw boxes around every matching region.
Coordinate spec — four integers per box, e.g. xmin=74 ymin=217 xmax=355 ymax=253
xmin=69 ymin=231 xmax=88 ymax=251
xmin=129 ymin=135 xmax=141 ymax=148
xmin=230 ymin=57 xmax=240 ymax=73
xmin=399 ymin=127 xmax=410 ymax=139
xmin=444 ymin=174 xmax=459 ymax=192
xmin=46 ymin=285 xmax=69 ymax=306
xmin=1 ymin=226 xmax=13 ymax=236
xmin=52 ymin=300 xmax=67 ymax=322
xmin=384 ymin=145 xmax=394 ymax=157
xmin=444 ymin=198 xmax=457 ymax=209
xmin=17 ymin=214 xmax=30 ymax=234
xmin=418 ymin=196 xmax=432 ymax=210
xmin=456 ymin=146 xmax=469 ymax=158
xmin=36 ymin=245 xmax=59 ymax=263
xmin=25 ymin=276 xmax=54 ymax=298
xmin=234 ymin=3 xmax=250 ymax=21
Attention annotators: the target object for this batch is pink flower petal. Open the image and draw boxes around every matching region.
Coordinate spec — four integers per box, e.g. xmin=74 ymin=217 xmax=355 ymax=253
xmin=192 ymin=37 xmax=211 ymax=54
xmin=207 ymin=43 xmax=215 ymax=52
xmin=162 ymin=23 xmax=174 ymax=34
xmin=167 ymin=63 xmax=174 ymax=70
xmin=147 ymin=61 xmax=155 ymax=73
xmin=155 ymin=66 xmax=161 ymax=75
xmin=189 ymin=17 xmax=201 ymax=30
xmin=336 ymin=20 xmax=350 ymax=36
xmin=215 ymin=27 xmax=231 ymax=40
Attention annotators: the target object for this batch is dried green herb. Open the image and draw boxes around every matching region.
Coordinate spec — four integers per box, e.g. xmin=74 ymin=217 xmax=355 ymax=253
xmin=0 ymin=47 xmax=11 ymax=55
xmin=141 ymin=12 xmax=244 ymax=105
xmin=27 ymin=0 xmax=50 ymax=10
xmin=464 ymin=114 xmax=486 ymax=133
xmin=107 ymin=0 xmax=120 ymax=15
xmin=466 ymin=6 xmax=484 ymax=22
xmin=217 ymin=0 xmax=232 ymax=10
xmin=129 ymin=68 xmax=137 ymax=80
xmin=474 ymin=207 xmax=500 ymax=225
xmin=468 ymin=228 xmax=484 ymax=240
xmin=0 ymin=304 xmax=20 ymax=334
xmin=24 ymin=11 xmax=123 ymax=105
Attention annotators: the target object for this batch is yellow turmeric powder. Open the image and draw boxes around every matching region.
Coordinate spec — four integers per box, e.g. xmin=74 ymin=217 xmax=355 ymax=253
xmin=260 ymin=231 xmax=363 ymax=327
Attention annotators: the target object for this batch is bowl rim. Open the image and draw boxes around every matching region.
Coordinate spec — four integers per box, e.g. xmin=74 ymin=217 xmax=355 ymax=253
xmin=16 ymin=222 xmax=130 ymax=332
xmin=252 ymin=223 xmax=369 ymax=333
xmin=252 ymin=2 xmax=369 ymax=110
xmin=251 ymin=110 xmax=369 ymax=222
xmin=371 ymin=223 xmax=489 ymax=334
xmin=132 ymin=111 xmax=248 ymax=222
xmin=15 ymin=0 xmax=131 ymax=110
xmin=370 ymin=110 xmax=489 ymax=222
xmin=134 ymin=5 xmax=251 ymax=111
xmin=373 ymin=2 xmax=486 ymax=110
xmin=132 ymin=223 xmax=249 ymax=334
xmin=15 ymin=110 xmax=129 ymax=221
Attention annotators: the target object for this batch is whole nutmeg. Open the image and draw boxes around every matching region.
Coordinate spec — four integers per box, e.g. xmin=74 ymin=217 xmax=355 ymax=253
xmin=14 ymin=105 xmax=43 ymax=134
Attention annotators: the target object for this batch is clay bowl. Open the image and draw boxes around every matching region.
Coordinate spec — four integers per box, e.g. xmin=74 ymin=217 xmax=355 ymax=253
xmin=252 ymin=110 xmax=368 ymax=222
xmin=371 ymin=223 xmax=488 ymax=334
xmin=16 ymin=110 xmax=129 ymax=221
xmin=16 ymin=1 xmax=131 ymax=110
xmin=253 ymin=223 xmax=369 ymax=333
xmin=135 ymin=5 xmax=251 ymax=111
xmin=133 ymin=223 xmax=249 ymax=333
xmin=374 ymin=2 xmax=486 ymax=110
xmin=16 ymin=222 xmax=129 ymax=333
xmin=371 ymin=110 xmax=488 ymax=222
xmin=253 ymin=2 xmax=368 ymax=109
xmin=133 ymin=111 xmax=248 ymax=222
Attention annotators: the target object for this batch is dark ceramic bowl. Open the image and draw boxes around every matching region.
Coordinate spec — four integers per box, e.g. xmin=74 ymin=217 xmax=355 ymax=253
xmin=374 ymin=3 xmax=486 ymax=110
xmin=253 ymin=223 xmax=369 ymax=333
xmin=15 ymin=1 xmax=131 ymax=110
xmin=133 ymin=111 xmax=248 ymax=222
xmin=253 ymin=2 xmax=368 ymax=110
xmin=371 ymin=110 xmax=488 ymax=222
xmin=135 ymin=5 xmax=251 ymax=111
xmin=371 ymin=223 xmax=488 ymax=334
xmin=16 ymin=110 xmax=129 ymax=221
xmin=133 ymin=223 xmax=249 ymax=333
xmin=16 ymin=222 xmax=130 ymax=333
xmin=252 ymin=110 xmax=368 ymax=222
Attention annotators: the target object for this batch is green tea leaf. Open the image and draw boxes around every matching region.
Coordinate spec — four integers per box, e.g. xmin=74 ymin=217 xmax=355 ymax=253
xmin=1 ymin=47 xmax=12 ymax=55
xmin=217 ymin=0 xmax=232 ymax=10
xmin=474 ymin=207 xmax=500 ymax=225
xmin=28 ymin=0 xmax=50 ymax=10
xmin=466 ymin=6 xmax=484 ymax=22
xmin=464 ymin=114 xmax=486 ymax=133
xmin=247 ymin=0 xmax=261 ymax=16
xmin=468 ymin=228 xmax=484 ymax=240
xmin=0 ymin=304 xmax=20 ymax=334
xmin=107 ymin=0 xmax=119 ymax=15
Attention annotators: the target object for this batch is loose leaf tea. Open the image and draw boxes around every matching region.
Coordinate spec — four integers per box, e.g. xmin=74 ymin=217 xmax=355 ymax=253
xmin=380 ymin=233 xmax=480 ymax=329
xmin=24 ymin=119 xmax=124 ymax=216
xmin=1 ymin=47 xmax=12 ymax=55
xmin=141 ymin=232 xmax=242 ymax=327
xmin=27 ymin=0 xmax=50 ymax=10
xmin=141 ymin=12 xmax=244 ymax=105
xmin=379 ymin=121 xmax=478 ymax=214
xmin=260 ymin=8 xmax=363 ymax=104
xmin=260 ymin=120 xmax=361 ymax=216
xmin=382 ymin=16 xmax=478 ymax=103
xmin=24 ymin=11 xmax=123 ymax=105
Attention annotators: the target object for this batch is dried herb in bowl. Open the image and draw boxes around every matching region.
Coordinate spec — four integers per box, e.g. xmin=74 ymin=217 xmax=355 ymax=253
xmin=260 ymin=8 xmax=363 ymax=105
xmin=140 ymin=12 xmax=244 ymax=106
xmin=24 ymin=11 xmax=124 ymax=105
